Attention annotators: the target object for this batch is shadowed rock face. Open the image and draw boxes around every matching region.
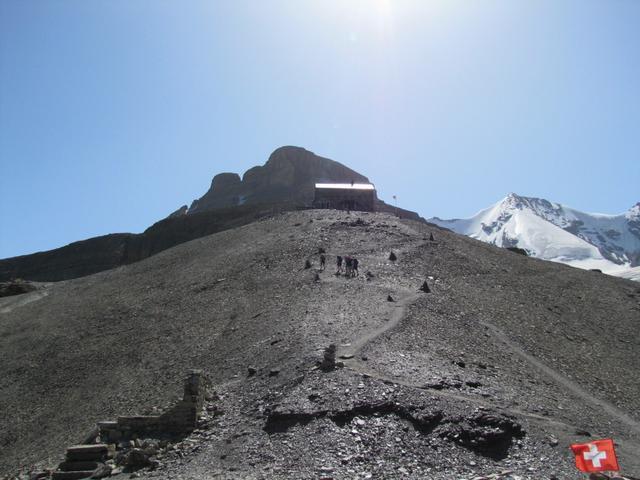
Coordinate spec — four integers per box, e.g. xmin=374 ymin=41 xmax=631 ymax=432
xmin=0 ymin=146 xmax=422 ymax=282
xmin=188 ymin=146 xmax=370 ymax=213
xmin=0 ymin=203 xmax=294 ymax=282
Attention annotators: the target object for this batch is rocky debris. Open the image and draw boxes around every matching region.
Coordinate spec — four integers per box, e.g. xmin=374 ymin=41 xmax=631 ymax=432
xmin=247 ymin=366 xmax=257 ymax=377
xmin=88 ymin=463 xmax=111 ymax=478
xmin=468 ymin=472 xmax=517 ymax=480
xmin=342 ymin=218 xmax=368 ymax=227
xmin=263 ymin=399 xmax=524 ymax=460
xmin=320 ymin=344 xmax=337 ymax=372
xmin=388 ymin=252 xmax=397 ymax=261
xmin=314 ymin=273 xmax=320 ymax=282
xmin=436 ymin=412 xmax=525 ymax=460
xmin=269 ymin=369 xmax=280 ymax=377
xmin=263 ymin=400 xmax=442 ymax=435
xmin=365 ymin=271 xmax=375 ymax=280
xmin=0 ymin=279 xmax=38 ymax=297
xmin=419 ymin=280 xmax=431 ymax=293
xmin=122 ymin=448 xmax=150 ymax=470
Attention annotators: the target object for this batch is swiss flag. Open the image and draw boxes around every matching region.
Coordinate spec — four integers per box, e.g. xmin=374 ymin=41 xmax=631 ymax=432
xmin=571 ymin=439 xmax=619 ymax=473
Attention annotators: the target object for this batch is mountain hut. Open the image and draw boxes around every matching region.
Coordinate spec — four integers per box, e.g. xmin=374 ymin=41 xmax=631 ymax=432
xmin=312 ymin=183 xmax=376 ymax=212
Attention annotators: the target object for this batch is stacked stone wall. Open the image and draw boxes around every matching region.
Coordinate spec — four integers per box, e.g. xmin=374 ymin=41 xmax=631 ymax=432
xmin=100 ymin=370 xmax=209 ymax=442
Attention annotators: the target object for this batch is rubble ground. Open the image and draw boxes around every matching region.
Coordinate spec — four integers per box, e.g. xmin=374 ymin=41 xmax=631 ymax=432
xmin=1 ymin=210 xmax=639 ymax=479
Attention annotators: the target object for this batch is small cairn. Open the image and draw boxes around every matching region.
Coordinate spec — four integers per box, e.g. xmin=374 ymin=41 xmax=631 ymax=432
xmin=387 ymin=295 xmax=395 ymax=302
xmin=429 ymin=233 xmax=435 ymax=241
xmin=304 ymin=259 xmax=312 ymax=269
xmin=389 ymin=252 xmax=397 ymax=261
xmin=320 ymin=344 xmax=337 ymax=372
xmin=420 ymin=280 xmax=431 ymax=293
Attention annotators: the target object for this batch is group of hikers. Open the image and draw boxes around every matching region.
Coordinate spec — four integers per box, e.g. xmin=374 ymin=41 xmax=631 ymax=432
xmin=318 ymin=253 xmax=359 ymax=277
xmin=337 ymin=255 xmax=359 ymax=277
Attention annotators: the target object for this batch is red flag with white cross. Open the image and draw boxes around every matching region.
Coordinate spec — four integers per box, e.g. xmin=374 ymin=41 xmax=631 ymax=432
xmin=570 ymin=439 xmax=619 ymax=473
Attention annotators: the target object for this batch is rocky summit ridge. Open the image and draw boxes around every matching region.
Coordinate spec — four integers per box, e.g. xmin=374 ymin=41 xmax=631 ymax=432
xmin=0 ymin=147 xmax=420 ymax=283
xmin=185 ymin=146 xmax=370 ymax=213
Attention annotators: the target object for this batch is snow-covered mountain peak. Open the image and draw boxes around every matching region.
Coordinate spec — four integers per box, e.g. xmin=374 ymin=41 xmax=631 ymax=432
xmin=429 ymin=195 xmax=640 ymax=280
xmin=626 ymin=202 xmax=640 ymax=220
xmin=502 ymin=192 xmax=526 ymax=209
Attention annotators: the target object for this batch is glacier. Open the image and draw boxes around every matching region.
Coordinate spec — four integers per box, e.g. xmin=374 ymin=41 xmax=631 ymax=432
xmin=429 ymin=193 xmax=640 ymax=280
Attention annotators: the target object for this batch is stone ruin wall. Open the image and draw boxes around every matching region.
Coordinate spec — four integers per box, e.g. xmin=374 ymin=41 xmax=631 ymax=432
xmin=99 ymin=370 xmax=209 ymax=442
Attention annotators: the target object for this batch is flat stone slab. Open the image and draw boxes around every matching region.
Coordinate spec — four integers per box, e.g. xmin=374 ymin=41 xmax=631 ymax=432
xmin=65 ymin=444 xmax=114 ymax=462
xmin=66 ymin=444 xmax=111 ymax=454
xmin=97 ymin=420 xmax=118 ymax=429
xmin=52 ymin=471 xmax=95 ymax=480
xmin=117 ymin=415 xmax=159 ymax=421
xmin=59 ymin=460 xmax=100 ymax=472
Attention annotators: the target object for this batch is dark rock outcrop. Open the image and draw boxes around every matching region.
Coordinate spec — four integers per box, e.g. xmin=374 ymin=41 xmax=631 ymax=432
xmin=0 ymin=279 xmax=38 ymax=297
xmin=167 ymin=205 xmax=188 ymax=218
xmin=188 ymin=146 xmax=369 ymax=213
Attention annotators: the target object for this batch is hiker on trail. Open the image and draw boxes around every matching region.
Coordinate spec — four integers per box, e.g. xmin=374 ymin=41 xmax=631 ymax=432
xmin=345 ymin=256 xmax=353 ymax=277
xmin=336 ymin=255 xmax=343 ymax=274
xmin=352 ymin=258 xmax=359 ymax=277
xmin=320 ymin=254 xmax=326 ymax=271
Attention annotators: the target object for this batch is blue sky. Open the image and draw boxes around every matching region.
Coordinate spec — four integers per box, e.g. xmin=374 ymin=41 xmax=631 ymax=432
xmin=1 ymin=0 xmax=639 ymax=258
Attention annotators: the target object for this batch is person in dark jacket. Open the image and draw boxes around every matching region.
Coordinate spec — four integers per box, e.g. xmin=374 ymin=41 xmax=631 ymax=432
xmin=345 ymin=256 xmax=352 ymax=277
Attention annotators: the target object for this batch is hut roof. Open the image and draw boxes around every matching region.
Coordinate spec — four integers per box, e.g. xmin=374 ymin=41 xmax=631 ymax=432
xmin=314 ymin=183 xmax=375 ymax=190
